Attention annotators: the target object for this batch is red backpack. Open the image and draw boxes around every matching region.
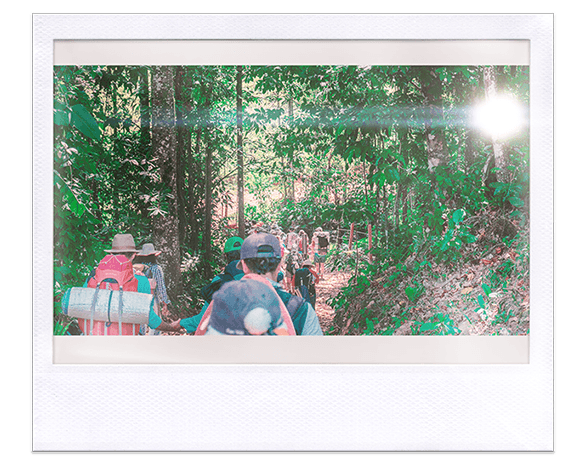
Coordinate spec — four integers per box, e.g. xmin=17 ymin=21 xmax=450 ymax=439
xmin=87 ymin=254 xmax=138 ymax=292
xmin=81 ymin=254 xmax=140 ymax=335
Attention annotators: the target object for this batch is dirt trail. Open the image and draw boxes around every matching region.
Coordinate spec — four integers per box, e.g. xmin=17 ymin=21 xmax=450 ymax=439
xmin=313 ymin=269 xmax=351 ymax=333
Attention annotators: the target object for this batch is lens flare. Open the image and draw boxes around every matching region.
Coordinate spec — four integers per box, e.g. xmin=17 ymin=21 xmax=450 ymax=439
xmin=472 ymin=97 xmax=526 ymax=140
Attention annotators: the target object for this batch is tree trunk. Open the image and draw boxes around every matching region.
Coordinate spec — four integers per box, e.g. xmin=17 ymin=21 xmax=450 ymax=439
xmin=138 ymin=68 xmax=152 ymax=223
xmin=150 ymin=66 xmax=183 ymax=305
xmin=174 ymin=66 xmax=188 ymax=245
xmin=288 ymin=97 xmax=295 ymax=203
xmin=236 ymin=65 xmax=245 ymax=238
xmin=483 ymin=66 xmax=510 ymax=183
xmin=188 ymin=128 xmax=202 ymax=252
xmin=419 ymin=67 xmax=449 ymax=170
xmin=203 ymin=139 xmax=213 ymax=280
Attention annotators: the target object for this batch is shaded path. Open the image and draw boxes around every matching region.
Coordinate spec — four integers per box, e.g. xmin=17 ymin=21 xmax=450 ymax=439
xmin=313 ymin=269 xmax=351 ymax=333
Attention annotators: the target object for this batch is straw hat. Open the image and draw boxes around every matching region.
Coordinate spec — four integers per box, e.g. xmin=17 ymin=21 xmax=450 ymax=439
xmin=302 ymin=259 xmax=314 ymax=267
xmin=105 ymin=234 xmax=138 ymax=253
xmin=138 ymin=243 xmax=162 ymax=256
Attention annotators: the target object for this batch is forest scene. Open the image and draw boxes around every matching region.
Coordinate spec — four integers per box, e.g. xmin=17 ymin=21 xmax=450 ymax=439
xmin=53 ymin=64 xmax=530 ymax=336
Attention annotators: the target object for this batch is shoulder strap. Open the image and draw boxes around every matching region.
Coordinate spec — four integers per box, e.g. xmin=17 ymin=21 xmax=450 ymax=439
xmin=274 ymin=287 xmax=308 ymax=335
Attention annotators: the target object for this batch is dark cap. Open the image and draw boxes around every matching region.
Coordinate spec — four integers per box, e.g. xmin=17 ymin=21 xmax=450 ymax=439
xmin=208 ymin=279 xmax=285 ymax=335
xmin=240 ymin=233 xmax=282 ymax=260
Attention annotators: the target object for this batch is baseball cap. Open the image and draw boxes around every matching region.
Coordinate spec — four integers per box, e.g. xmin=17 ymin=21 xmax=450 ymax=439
xmin=224 ymin=236 xmax=243 ymax=254
xmin=207 ymin=279 xmax=287 ymax=335
xmin=239 ymin=233 xmax=282 ymax=261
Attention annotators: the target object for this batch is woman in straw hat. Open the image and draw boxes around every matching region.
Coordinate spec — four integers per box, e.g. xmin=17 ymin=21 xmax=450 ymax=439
xmin=79 ymin=234 xmax=181 ymax=335
xmin=134 ymin=243 xmax=172 ymax=334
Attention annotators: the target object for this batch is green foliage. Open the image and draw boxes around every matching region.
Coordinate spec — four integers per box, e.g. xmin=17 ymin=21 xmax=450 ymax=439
xmin=411 ymin=311 xmax=460 ymax=335
xmin=53 ymin=64 xmax=529 ymax=336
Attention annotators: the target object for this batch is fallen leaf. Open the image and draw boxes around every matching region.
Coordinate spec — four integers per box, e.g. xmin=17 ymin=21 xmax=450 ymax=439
xmin=461 ymin=287 xmax=473 ymax=294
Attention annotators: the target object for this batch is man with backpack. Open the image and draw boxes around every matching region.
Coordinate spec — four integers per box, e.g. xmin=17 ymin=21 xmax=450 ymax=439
xmin=179 ymin=236 xmax=245 ymax=333
xmin=194 ymin=277 xmax=296 ymax=336
xmin=231 ymin=233 xmax=323 ymax=336
xmin=77 ymin=233 xmax=182 ymax=335
xmin=311 ymin=227 xmax=331 ymax=279
xmin=292 ymin=259 xmax=319 ymax=309
xmin=133 ymin=242 xmax=173 ymax=335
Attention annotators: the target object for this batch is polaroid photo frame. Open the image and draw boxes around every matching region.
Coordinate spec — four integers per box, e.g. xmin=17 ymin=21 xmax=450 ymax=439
xmin=33 ymin=14 xmax=553 ymax=451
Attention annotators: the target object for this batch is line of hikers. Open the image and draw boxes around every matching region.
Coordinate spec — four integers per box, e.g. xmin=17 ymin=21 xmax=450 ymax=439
xmin=65 ymin=226 xmax=331 ymax=336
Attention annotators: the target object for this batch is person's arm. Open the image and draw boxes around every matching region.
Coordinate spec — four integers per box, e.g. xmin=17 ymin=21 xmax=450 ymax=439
xmin=301 ymin=303 xmax=323 ymax=336
xmin=310 ymin=269 xmax=320 ymax=284
xmin=157 ymin=319 xmax=183 ymax=332
xmin=147 ymin=305 xmax=182 ymax=332
xmin=179 ymin=301 xmax=209 ymax=333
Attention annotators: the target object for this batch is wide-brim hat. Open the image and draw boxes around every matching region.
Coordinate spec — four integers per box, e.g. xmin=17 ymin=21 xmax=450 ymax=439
xmin=138 ymin=243 xmax=162 ymax=256
xmin=302 ymin=259 xmax=314 ymax=267
xmin=105 ymin=234 xmax=138 ymax=253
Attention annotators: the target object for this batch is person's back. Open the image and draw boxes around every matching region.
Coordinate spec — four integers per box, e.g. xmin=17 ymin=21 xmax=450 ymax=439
xmin=234 ymin=233 xmax=323 ymax=335
xmin=82 ymin=254 xmax=148 ymax=335
xmin=195 ymin=276 xmax=296 ymax=336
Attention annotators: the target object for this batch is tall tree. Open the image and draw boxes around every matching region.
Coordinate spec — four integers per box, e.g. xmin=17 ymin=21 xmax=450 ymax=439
xmin=236 ymin=65 xmax=245 ymax=238
xmin=150 ymin=65 xmax=183 ymax=304
xmin=419 ymin=66 xmax=449 ymax=170
xmin=483 ymin=66 xmax=510 ymax=183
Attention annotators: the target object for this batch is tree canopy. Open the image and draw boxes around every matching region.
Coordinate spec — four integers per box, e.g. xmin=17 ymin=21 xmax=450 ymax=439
xmin=53 ymin=64 xmax=530 ymax=336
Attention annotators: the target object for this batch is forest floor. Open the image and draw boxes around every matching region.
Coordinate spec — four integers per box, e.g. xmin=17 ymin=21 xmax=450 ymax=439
xmin=314 ymin=269 xmax=351 ymax=334
xmin=328 ymin=229 xmax=530 ymax=336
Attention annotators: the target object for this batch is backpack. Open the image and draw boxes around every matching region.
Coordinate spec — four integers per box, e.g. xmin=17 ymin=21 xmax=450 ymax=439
xmin=317 ymin=234 xmax=329 ymax=249
xmin=274 ymin=287 xmax=309 ymax=335
xmin=82 ymin=254 xmax=141 ymax=335
xmin=200 ymin=260 xmax=244 ymax=303
xmin=294 ymin=268 xmax=314 ymax=288
xmin=87 ymin=254 xmax=138 ymax=292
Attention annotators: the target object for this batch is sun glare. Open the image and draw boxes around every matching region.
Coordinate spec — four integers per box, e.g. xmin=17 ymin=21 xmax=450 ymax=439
xmin=472 ymin=96 xmax=526 ymax=140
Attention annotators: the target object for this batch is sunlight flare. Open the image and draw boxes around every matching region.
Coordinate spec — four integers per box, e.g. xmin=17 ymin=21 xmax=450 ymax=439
xmin=472 ymin=96 xmax=526 ymax=140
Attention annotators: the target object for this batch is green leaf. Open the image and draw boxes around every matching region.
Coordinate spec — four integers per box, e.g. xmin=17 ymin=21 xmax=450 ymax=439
xmin=452 ymin=209 xmax=466 ymax=224
xmin=420 ymin=322 xmax=437 ymax=332
xmin=71 ymin=104 xmax=101 ymax=141
xmin=54 ymin=109 xmax=70 ymax=126
xmin=508 ymin=197 xmax=524 ymax=207
xmin=482 ymin=283 xmax=491 ymax=297
xmin=477 ymin=295 xmax=485 ymax=309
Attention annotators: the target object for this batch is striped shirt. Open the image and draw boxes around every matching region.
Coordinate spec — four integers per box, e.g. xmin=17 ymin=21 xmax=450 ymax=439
xmin=145 ymin=264 xmax=172 ymax=305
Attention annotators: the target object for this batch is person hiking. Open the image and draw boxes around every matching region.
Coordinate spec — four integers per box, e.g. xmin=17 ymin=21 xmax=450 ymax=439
xmin=133 ymin=243 xmax=172 ymax=335
xmin=286 ymin=226 xmax=300 ymax=253
xmin=226 ymin=233 xmax=323 ymax=336
xmin=77 ymin=233 xmax=182 ymax=335
xmin=195 ymin=277 xmax=295 ymax=336
xmin=179 ymin=236 xmax=244 ymax=333
xmin=292 ymin=259 xmax=319 ymax=309
xmin=311 ymin=226 xmax=331 ymax=279
xmin=298 ymin=229 xmax=309 ymax=261
xmin=284 ymin=249 xmax=300 ymax=292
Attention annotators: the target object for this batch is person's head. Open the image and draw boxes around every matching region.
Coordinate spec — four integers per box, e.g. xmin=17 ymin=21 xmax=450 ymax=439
xmin=135 ymin=243 xmax=161 ymax=264
xmin=105 ymin=234 xmax=138 ymax=261
xmin=315 ymin=227 xmax=323 ymax=232
xmin=207 ymin=279 xmax=288 ymax=335
xmin=237 ymin=233 xmax=282 ymax=278
xmin=224 ymin=236 xmax=243 ymax=263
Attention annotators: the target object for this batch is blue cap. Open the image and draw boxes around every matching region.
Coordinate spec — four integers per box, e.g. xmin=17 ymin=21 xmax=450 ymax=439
xmin=239 ymin=233 xmax=282 ymax=260
xmin=208 ymin=279 xmax=285 ymax=335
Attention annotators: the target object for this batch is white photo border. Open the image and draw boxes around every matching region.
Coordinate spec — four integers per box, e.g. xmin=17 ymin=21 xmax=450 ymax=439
xmin=32 ymin=14 xmax=554 ymax=451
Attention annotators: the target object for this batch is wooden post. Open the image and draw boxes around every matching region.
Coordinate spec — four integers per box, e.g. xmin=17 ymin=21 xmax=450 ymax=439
xmin=368 ymin=223 xmax=373 ymax=260
xmin=348 ymin=223 xmax=354 ymax=250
